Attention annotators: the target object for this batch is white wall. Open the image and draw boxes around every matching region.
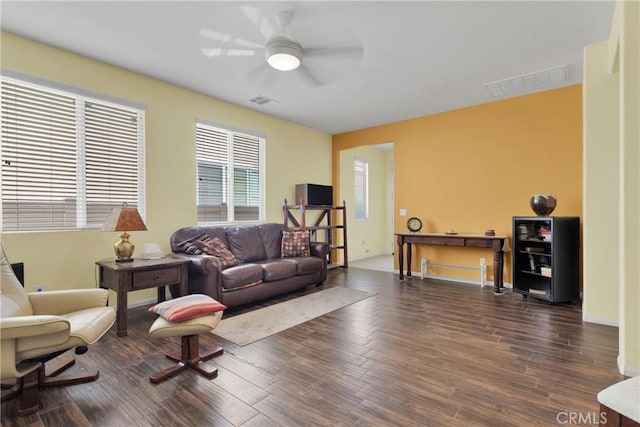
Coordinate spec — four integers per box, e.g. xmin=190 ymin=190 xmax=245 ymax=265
xmin=339 ymin=145 xmax=393 ymax=259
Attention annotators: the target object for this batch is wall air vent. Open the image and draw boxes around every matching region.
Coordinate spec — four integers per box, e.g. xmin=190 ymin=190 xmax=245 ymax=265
xmin=484 ymin=65 xmax=569 ymax=98
xmin=249 ymin=95 xmax=279 ymax=105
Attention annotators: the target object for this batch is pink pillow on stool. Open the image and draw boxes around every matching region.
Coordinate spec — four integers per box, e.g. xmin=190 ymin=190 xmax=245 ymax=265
xmin=149 ymin=294 xmax=226 ymax=322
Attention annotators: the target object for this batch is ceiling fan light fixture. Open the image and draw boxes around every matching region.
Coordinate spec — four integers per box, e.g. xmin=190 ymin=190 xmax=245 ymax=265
xmin=265 ymin=37 xmax=302 ymax=71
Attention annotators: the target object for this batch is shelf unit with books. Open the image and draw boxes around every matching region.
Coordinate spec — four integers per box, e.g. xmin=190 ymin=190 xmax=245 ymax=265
xmin=512 ymin=216 xmax=580 ymax=303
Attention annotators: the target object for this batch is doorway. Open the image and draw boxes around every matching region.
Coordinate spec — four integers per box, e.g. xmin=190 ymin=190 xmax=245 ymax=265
xmin=338 ymin=142 xmax=394 ymax=272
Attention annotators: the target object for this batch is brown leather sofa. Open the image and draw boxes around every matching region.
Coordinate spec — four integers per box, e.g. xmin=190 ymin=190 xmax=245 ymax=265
xmin=170 ymin=223 xmax=329 ymax=309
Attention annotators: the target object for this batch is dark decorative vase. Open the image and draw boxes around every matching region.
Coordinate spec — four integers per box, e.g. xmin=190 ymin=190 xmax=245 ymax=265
xmin=530 ymin=194 xmax=557 ymax=216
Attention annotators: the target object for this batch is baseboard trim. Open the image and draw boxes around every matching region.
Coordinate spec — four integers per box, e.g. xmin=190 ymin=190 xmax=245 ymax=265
xmin=106 ymin=293 xmax=158 ymax=310
xmin=350 ymin=252 xmax=389 ymax=262
xmin=583 ymin=314 xmax=619 ymax=327
xmin=617 ymin=355 xmax=640 ymax=377
xmin=128 ymin=297 xmax=158 ymax=309
xmin=396 ymin=270 xmax=512 ymax=289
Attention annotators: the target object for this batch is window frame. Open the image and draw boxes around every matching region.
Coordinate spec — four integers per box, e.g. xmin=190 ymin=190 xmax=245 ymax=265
xmin=354 ymin=156 xmax=369 ymax=221
xmin=195 ymin=120 xmax=265 ymax=225
xmin=1 ymin=72 xmax=146 ymax=232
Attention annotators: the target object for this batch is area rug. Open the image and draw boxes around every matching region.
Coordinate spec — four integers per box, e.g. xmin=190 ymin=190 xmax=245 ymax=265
xmin=212 ymin=287 xmax=376 ymax=346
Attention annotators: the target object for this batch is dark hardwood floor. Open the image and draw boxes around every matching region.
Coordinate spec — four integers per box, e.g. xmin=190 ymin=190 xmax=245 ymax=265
xmin=1 ymin=268 xmax=624 ymax=426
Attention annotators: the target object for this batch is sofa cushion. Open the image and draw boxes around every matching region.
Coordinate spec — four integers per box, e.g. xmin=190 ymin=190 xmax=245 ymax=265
xmin=226 ymin=226 xmax=267 ymax=262
xmin=221 ymin=263 xmax=264 ymax=290
xmin=281 ymin=230 xmax=310 ymax=257
xmin=259 ymin=223 xmax=287 ymax=259
xmin=257 ymin=260 xmax=297 ymax=281
xmin=283 ymin=256 xmax=324 ymax=275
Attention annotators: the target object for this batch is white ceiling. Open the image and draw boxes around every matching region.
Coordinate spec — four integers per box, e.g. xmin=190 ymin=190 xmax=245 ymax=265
xmin=1 ymin=1 xmax=614 ymax=135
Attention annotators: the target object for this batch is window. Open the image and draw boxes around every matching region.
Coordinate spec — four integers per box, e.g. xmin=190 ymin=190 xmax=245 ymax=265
xmin=1 ymin=75 xmax=145 ymax=231
xmin=196 ymin=122 xmax=264 ymax=224
xmin=354 ymin=157 xmax=369 ymax=220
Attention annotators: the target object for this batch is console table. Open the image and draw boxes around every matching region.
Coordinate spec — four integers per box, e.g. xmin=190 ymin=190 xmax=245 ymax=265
xmin=96 ymin=257 xmax=190 ymax=337
xmin=396 ymin=233 xmax=506 ymax=295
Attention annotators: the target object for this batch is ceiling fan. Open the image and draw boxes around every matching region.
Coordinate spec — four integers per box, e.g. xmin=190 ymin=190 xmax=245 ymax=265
xmin=199 ymin=9 xmax=364 ymax=87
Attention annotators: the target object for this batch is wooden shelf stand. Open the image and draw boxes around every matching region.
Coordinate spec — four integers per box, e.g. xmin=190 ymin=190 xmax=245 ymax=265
xmin=283 ymin=199 xmax=348 ymax=269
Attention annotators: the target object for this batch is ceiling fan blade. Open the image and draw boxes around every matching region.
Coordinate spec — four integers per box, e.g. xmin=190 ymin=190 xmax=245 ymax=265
xmin=240 ymin=5 xmax=275 ymax=40
xmin=259 ymin=16 xmax=276 ymax=40
xmin=199 ymin=29 xmax=264 ymax=49
xmin=244 ymin=63 xmax=279 ymax=87
xmin=296 ymin=65 xmax=323 ymax=88
xmin=201 ymin=47 xmax=260 ymax=58
xmin=304 ymin=46 xmax=364 ymax=59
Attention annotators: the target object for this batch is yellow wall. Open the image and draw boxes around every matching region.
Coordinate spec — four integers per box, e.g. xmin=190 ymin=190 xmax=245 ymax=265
xmin=333 ymin=86 xmax=583 ymax=283
xmin=339 ymin=146 xmax=393 ymax=259
xmin=584 ymin=0 xmax=640 ymax=378
xmin=583 ymin=40 xmax=620 ymax=326
xmin=617 ymin=0 xmax=640 ymax=376
xmin=0 ymin=32 xmax=332 ymax=304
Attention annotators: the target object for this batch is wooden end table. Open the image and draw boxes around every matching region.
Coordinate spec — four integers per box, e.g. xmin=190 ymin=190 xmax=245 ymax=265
xmin=96 ymin=257 xmax=190 ymax=337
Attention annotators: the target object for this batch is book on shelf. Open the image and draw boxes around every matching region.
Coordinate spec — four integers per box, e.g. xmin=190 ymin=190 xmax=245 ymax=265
xmin=528 ymin=289 xmax=547 ymax=295
xmin=540 ymin=266 xmax=552 ymax=277
xmin=524 ymin=247 xmax=545 ymax=253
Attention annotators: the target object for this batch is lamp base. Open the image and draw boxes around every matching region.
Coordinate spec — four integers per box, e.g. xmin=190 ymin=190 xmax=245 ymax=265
xmin=114 ymin=232 xmax=135 ymax=263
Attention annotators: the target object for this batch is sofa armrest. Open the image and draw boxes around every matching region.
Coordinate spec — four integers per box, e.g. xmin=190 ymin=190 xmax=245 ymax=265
xmin=310 ymin=242 xmax=330 ymax=260
xmin=310 ymin=242 xmax=330 ymax=282
xmin=170 ymin=253 xmax=223 ymax=301
xmin=172 ymin=253 xmax=221 ymax=276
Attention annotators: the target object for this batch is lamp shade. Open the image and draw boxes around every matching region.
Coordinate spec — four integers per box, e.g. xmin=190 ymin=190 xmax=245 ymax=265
xmin=102 ymin=206 xmax=147 ymax=232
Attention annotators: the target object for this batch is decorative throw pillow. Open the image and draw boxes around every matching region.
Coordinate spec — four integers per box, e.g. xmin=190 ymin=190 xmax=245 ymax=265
xmin=177 ymin=234 xmax=239 ymax=268
xmin=281 ymin=230 xmax=310 ymax=257
xmin=177 ymin=232 xmax=211 ymax=255
xmin=149 ymin=294 xmax=226 ymax=322
xmin=197 ymin=237 xmax=239 ymax=268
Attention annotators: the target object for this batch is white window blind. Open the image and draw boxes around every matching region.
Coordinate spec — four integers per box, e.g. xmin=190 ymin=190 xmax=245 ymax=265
xmin=196 ymin=122 xmax=264 ymax=224
xmin=354 ymin=157 xmax=369 ymax=220
xmin=1 ymin=77 xmax=145 ymax=231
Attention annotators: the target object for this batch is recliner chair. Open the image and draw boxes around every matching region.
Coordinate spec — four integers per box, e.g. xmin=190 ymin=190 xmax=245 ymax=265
xmin=0 ymin=245 xmax=116 ymax=416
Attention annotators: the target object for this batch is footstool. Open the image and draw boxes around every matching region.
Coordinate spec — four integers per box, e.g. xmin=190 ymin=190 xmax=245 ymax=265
xmin=148 ymin=294 xmax=226 ymax=384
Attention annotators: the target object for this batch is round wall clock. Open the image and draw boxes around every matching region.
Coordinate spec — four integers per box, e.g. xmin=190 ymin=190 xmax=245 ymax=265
xmin=407 ymin=217 xmax=422 ymax=232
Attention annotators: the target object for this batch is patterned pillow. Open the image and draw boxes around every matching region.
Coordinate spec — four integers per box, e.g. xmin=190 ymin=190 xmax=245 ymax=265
xmin=177 ymin=234 xmax=239 ymax=268
xmin=281 ymin=230 xmax=310 ymax=258
xmin=149 ymin=294 xmax=226 ymax=322
xmin=177 ymin=232 xmax=211 ymax=255
xmin=197 ymin=237 xmax=239 ymax=268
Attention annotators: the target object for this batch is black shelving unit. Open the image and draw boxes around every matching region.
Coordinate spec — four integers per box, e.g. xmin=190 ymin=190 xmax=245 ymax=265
xmin=512 ymin=216 xmax=580 ymax=303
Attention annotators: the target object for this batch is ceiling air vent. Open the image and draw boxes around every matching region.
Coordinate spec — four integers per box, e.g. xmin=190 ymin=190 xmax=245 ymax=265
xmin=484 ymin=65 xmax=568 ymax=98
xmin=249 ymin=95 xmax=278 ymax=105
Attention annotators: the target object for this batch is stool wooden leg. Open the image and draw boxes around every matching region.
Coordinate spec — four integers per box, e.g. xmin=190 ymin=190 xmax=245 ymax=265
xmin=200 ymin=345 xmax=224 ymax=362
xmin=149 ymin=362 xmax=186 ymax=384
xmin=185 ymin=336 xmax=221 ymax=379
xmin=150 ymin=335 xmax=224 ymax=383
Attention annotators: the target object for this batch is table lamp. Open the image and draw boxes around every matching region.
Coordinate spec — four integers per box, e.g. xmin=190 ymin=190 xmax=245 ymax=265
xmin=102 ymin=204 xmax=147 ymax=262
